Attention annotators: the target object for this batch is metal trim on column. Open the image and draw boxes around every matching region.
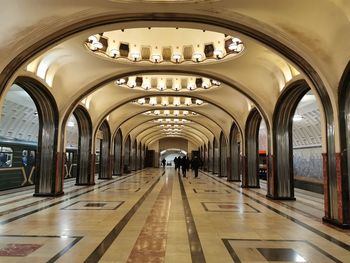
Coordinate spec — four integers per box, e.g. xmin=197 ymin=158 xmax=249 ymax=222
xmin=14 ymin=76 xmax=61 ymax=197
xmin=73 ymin=105 xmax=93 ymax=185
xmin=272 ymin=80 xmax=310 ymax=200
xmin=99 ymin=120 xmax=112 ymax=179
xmin=243 ymin=108 xmax=261 ymax=188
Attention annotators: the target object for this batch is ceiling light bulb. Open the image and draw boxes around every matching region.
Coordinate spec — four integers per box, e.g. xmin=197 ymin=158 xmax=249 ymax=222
xmin=187 ymin=84 xmax=195 ymax=90
xmin=195 ymin=99 xmax=203 ymax=105
xmin=184 ymin=98 xmax=192 ymax=106
xmin=131 ymin=52 xmax=141 ymax=61
xmin=109 ymin=48 xmax=120 ymax=57
xmin=138 ymin=98 xmax=146 ymax=105
xmin=149 ymin=97 xmax=157 ymax=106
xmin=116 ymin=78 xmax=126 ymax=85
xmin=172 ymin=53 xmax=181 ymax=63
xmin=174 ymin=110 xmax=179 ymax=116
xmin=154 ymin=110 xmax=160 ymax=115
xmin=214 ymin=49 xmax=224 ymax=59
xmin=173 ymin=97 xmax=181 ymax=107
xmin=173 ymin=83 xmax=181 ymax=91
xmin=88 ymin=35 xmax=98 ymax=43
xmin=158 ymin=83 xmax=166 ymax=91
xmin=211 ymin=79 xmax=221 ymax=86
xmin=151 ymin=54 xmax=161 ymax=63
xmin=164 ymin=110 xmax=170 ymax=115
xmin=192 ymin=52 xmax=202 ymax=62
xmin=93 ymin=41 xmax=103 ymax=49
xmin=183 ymin=111 xmax=189 ymax=116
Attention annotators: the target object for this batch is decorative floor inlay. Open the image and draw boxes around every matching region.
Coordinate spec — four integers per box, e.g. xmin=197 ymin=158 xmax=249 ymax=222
xmin=201 ymin=202 xmax=260 ymax=212
xmin=193 ymin=188 xmax=231 ymax=193
xmin=0 ymin=243 xmax=42 ymax=256
xmin=61 ymin=200 xmax=124 ymax=210
xmin=222 ymin=239 xmax=340 ymax=262
xmin=0 ymin=235 xmax=82 ymax=261
xmin=127 ymin=172 xmax=173 ymax=263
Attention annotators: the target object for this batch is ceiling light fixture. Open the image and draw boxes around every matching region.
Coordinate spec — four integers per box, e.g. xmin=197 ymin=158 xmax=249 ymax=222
xmin=151 ymin=54 xmax=161 ymax=63
xmin=192 ymin=52 xmax=202 ymax=63
xmin=109 ymin=48 xmax=120 ymax=58
xmin=131 ymin=52 xmax=141 ymax=61
xmin=172 ymin=53 xmax=181 ymax=63
xmin=214 ymin=49 xmax=224 ymax=59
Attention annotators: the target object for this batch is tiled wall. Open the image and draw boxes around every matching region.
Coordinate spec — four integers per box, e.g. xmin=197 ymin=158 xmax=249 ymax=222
xmin=293 ymin=146 xmax=322 ymax=180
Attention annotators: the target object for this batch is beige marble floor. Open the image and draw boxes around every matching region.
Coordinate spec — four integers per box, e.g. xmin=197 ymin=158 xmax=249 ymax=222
xmin=0 ymin=168 xmax=349 ymax=262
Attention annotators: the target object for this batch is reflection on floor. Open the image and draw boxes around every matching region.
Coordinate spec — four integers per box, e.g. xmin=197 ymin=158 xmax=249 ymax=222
xmin=0 ymin=168 xmax=349 ymax=262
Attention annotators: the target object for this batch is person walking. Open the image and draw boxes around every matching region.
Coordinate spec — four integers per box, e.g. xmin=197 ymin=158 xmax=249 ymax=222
xmin=174 ymin=157 xmax=179 ymax=173
xmin=161 ymin=158 xmax=166 ymax=168
xmin=180 ymin=156 xmax=189 ymax=177
xmin=191 ymin=156 xmax=201 ymax=178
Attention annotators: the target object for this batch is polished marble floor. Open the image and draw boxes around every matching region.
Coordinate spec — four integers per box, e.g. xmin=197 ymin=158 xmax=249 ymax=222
xmin=0 ymin=168 xmax=349 ymax=262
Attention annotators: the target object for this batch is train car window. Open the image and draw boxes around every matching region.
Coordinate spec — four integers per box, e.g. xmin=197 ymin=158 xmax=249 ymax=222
xmin=22 ymin=150 xmax=28 ymax=166
xmin=0 ymin=147 xmax=13 ymax=168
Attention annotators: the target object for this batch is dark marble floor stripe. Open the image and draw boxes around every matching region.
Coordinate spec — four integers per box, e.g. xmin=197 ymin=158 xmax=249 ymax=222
xmin=47 ymin=236 xmax=84 ymax=263
xmin=178 ymin=173 xmax=206 ymax=263
xmin=201 ymin=171 xmax=350 ymax=252
xmin=84 ymin=174 xmax=161 ymax=263
xmin=0 ymin=172 xmax=140 ymax=225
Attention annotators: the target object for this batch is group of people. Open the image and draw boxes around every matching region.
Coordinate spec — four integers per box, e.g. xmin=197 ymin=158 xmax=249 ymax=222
xmin=173 ymin=155 xmax=202 ymax=178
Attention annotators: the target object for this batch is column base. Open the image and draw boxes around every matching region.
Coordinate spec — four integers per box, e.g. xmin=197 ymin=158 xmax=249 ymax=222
xmin=322 ymin=216 xmax=350 ymax=229
xmin=75 ymin=183 xmax=95 ymax=186
xmin=98 ymin=177 xmax=113 ymax=180
xmin=228 ymin=179 xmax=241 ymax=182
xmin=266 ymin=194 xmax=296 ymax=201
xmin=33 ymin=191 xmax=64 ymax=197
xmin=241 ymin=185 xmax=260 ymax=189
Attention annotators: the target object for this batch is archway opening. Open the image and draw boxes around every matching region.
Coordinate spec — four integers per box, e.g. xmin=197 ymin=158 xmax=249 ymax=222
xmin=292 ymin=91 xmax=323 ymax=194
xmin=64 ymin=114 xmax=78 ymax=180
xmin=160 ymin=148 xmax=187 ymax=166
xmin=0 ymin=85 xmax=39 ymax=191
xmin=258 ymin=119 xmax=268 ymax=181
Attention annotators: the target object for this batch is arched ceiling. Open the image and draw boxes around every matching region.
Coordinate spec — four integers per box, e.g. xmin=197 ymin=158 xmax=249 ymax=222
xmin=0 ymin=1 xmax=348 ymax=150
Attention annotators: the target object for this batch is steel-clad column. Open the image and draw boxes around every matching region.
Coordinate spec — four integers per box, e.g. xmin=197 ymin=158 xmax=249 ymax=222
xmin=243 ymin=109 xmax=261 ymax=188
xmin=73 ymin=106 xmax=93 ymax=185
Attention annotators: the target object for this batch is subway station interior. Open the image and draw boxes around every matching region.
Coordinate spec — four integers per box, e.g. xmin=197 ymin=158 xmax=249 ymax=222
xmin=0 ymin=1 xmax=350 ymax=262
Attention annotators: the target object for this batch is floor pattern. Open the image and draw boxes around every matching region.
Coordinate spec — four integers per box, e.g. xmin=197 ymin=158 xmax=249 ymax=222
xmin=0 ymin=168 xmax=349 ymax=262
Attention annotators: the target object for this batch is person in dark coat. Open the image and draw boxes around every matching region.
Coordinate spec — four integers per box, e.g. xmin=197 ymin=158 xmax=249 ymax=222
xmin=161 ymin=158 xmax=166 ymax=168
xmin=180 ymin=156 xmax=189 ymax=177
xmin=191 ymin=156 xmax=201 ymax=178
xmin=174 ymin=157 xmax=179 ymax=173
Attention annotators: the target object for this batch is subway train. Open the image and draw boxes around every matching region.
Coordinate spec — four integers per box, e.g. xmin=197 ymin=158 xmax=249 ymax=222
xmin=259 ymin=150 xmax=267 ymax=180
xmin=0 ymin=139 xmax=78 ymax=191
